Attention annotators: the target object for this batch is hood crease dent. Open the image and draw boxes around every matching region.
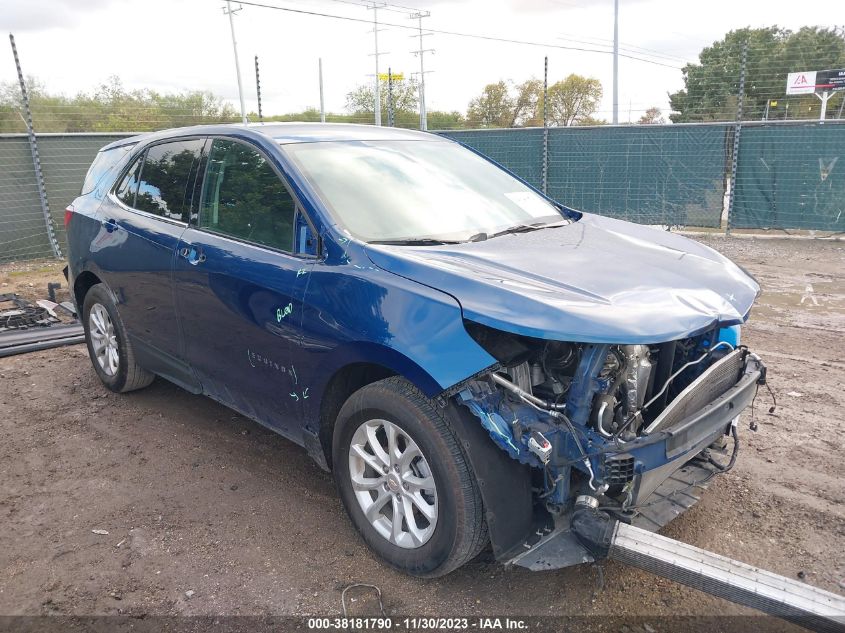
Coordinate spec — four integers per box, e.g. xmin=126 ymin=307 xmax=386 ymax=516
xmin=365 ymin=214 xmax=759 ymax=344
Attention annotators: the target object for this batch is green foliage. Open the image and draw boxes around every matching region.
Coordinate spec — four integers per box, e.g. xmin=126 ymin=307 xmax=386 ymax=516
xmin=544 ymin=75 xmax=603 ymax=126
xmin=426 ymin=110 xmax=465 ymax=130
xmin=575 ymin=116 xmax=607 ymax=127
xmin=466 ymin=81 xmax=513 ymax=128
xmin=669 ymin=26 xmax=845 ymax=122
xmin=0 ymin=76 xmax=239 ymax=133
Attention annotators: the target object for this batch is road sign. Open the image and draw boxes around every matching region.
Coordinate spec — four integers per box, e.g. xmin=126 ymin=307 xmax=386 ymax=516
xmin=817 ymin=68 xmax=845 ymax=92
xmin=786 ymin=71 xmax=817 ymax=95
xmin=378 ymin=72 xmax=404 ymax=81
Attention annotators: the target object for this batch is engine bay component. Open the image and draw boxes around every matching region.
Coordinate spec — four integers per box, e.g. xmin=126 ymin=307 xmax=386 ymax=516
xmin=457 ymin=322 xmax=762 ymax=525
xmin=527 ymin=430 xmax=552 ymax=463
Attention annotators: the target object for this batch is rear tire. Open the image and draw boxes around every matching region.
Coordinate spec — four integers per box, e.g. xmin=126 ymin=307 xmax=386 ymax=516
xmin=82 ymin=284 xmax=154 ymax=393
xmin=333 ymin=376 xmax=488 ymax=577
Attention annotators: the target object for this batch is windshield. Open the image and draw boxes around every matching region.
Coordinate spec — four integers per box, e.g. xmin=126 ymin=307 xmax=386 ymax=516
xmin=281 ymin=139 xmax=569 ymax=243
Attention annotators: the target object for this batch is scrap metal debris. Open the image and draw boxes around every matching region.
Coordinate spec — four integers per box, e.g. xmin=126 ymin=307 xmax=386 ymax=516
xmin=0 ymin=292 xmax=84 ymax=358
xmin=0 ymin=293 xmax=57 ymax=330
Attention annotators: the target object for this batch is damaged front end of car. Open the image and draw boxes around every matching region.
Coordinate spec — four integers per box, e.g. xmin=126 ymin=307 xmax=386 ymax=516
xmin=454 ymin=320 xmax=766 ymax=570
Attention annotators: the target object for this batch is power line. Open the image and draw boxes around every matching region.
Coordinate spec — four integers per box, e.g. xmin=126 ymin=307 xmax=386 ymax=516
xmin=318 ymin=0 xmax=418 ymax=16
xmin=326 ymin=0 xmax=695 ymax=64
xmin=223 ymin=0 xmax=684 ymax=69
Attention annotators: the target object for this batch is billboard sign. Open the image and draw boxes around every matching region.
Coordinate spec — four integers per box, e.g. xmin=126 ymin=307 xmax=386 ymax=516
xmin=786 ymin=71 xmax=817 ymax=95
xmin=817 ymin=68 xmax=845 ymax=92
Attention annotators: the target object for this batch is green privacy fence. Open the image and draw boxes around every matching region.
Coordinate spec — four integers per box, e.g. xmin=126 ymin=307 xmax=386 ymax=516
xmin=443 ymin=124 xmax=730 ymax=227
xmin=441 ymin=128 xmax=546 ymax=190
xmin=443 ymin=121 xmax=845 ymax=232
xmin=546 ymin=124 xmax=731 ymax=227
xmin=0 ymin=133 xmax=132 ymax=262
xmin=2 ymin=123 xmax=843 ymax=262
xmin=730 ymin=122 xmax=845 ymax=231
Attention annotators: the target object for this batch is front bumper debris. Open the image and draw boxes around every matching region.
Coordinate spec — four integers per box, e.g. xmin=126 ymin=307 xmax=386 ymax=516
xmin=504 ymin=352 xmax=765 ymax=571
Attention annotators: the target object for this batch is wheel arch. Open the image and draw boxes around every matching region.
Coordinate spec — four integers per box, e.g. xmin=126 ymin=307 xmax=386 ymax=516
xmin=305 ymin=342 xmax=446 ymax=471
xmin=73 ymin=269 xmax=103 ymax=311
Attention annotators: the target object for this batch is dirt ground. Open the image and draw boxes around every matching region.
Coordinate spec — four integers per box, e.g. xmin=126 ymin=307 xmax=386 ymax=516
xmin=0 ymin=236 xmax=843 ymax=630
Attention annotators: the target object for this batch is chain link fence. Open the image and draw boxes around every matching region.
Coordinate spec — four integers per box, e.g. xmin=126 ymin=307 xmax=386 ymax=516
xmin=1 ymin=122 xmax=843 ymax=263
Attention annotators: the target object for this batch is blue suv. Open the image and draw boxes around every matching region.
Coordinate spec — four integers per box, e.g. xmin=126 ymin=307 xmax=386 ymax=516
xmin=65 ymin=123 xmax=764 ymax=577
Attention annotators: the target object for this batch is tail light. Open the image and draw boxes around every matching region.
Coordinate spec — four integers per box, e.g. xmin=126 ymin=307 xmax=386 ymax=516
xmin=64 ymin=205 xmax=74 ymax=228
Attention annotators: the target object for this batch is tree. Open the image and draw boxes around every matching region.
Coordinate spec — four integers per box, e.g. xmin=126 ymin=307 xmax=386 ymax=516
xmin=544 ymin=74 xmax=603 ymax=127
xmin=638 ymin=107 xmax=665 ymax=124
xmin=669 ymin=26 xmax=845 ymax=122
xmin=510 ymin=79 xmax=543 ymax=127
xmin=345 ymin=77 xmax=420 ymax=125
xmin=466 ymin=81 xmax=514 ymax=128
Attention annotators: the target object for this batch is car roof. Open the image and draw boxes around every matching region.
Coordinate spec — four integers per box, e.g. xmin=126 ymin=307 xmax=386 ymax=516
xmin=99 ymin=122 xmax=441 ymax=152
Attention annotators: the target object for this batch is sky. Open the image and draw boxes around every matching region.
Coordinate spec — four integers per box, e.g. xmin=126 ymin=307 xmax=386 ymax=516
xmin=1 ymin=0 xmax=839 ymax=123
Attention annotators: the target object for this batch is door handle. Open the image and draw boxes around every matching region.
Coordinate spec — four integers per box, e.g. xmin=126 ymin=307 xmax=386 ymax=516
xmin=102 ymin=218 xmax=118 ymax=233
xmin=179 ymin=245 xmax=206 ymax=265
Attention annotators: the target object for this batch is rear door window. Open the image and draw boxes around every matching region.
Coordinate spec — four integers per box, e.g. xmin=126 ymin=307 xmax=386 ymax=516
xmin=135 ymin=139 xmax=205 ymax=223
xmin=198 ymin=139 xmax=296 ymax=252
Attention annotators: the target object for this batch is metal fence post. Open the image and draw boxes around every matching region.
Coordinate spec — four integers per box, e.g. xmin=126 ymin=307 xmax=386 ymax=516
xmin=9 ymin=33 xmax=62 ymax=260
xmin=726 ymin=40 xmax=747 ymax=236
xmin=542 ymin=55 xmax=549 ymax=196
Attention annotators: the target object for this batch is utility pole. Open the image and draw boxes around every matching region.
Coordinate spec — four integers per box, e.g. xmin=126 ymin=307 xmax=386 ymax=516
xmin=410 ymin=11 xmax=434 ymax=131
xmin=726 ymin=39 xmax=747 ymax=236
xmin=9 ymin=33 xmax=61 ymax=260
xmin=612 ymin=0 xmax=619 ymax=125
xmin=367 ymin=3 xmax=387 ymax=126
xmin=224 ymin=1 xmax=248 ymax=125
xmin=319 ymin=58 xmax=326 ymax=123
xmin=387 ymin=68 xmax=395 ymax=127
xmin=542 ymin=55 xmax=548 ymax=195
xmin=254 ymin=55 xmax=263 ymax=122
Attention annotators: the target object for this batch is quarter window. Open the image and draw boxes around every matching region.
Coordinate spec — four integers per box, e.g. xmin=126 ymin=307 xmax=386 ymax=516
xmin=135 ymin=140 xmax=205 ymax=222
xmin=83 ymin=143 xmax=136 ymax=197
xmin=114 ymin=155 xmax=142 ymax=208
xmin=199 ymin=139 xmax=295 ymax=252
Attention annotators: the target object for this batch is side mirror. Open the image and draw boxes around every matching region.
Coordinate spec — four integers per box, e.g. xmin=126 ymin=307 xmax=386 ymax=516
xmin=295 ymin=211 xmax=319 ymax=257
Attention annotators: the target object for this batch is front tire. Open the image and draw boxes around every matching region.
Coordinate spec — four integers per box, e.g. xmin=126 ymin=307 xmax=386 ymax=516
xmin=333 ymin=377 xmax=487 ymax=577
xmin=82 ymin=284 xmax=154 ymax=393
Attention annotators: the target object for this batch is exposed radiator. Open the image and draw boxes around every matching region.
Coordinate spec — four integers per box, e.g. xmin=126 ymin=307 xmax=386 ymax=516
xmin=644 ymin=348 xmax=744 ymax=435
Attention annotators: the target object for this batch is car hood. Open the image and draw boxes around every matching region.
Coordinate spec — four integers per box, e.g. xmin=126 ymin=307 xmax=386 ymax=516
xmin=364 ymin=213 xmax=760 ymax=344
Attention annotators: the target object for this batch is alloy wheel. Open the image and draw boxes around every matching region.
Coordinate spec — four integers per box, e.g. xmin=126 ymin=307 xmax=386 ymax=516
xmin=89 ymin=303 xmax=119 ymax=376
xmin=348 ymin=418 xmax=438 ymax=549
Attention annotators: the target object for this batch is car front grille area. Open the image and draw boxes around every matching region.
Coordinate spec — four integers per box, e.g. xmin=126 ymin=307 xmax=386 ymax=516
xmin=644 ymin=348 xmax=744 ymax=435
